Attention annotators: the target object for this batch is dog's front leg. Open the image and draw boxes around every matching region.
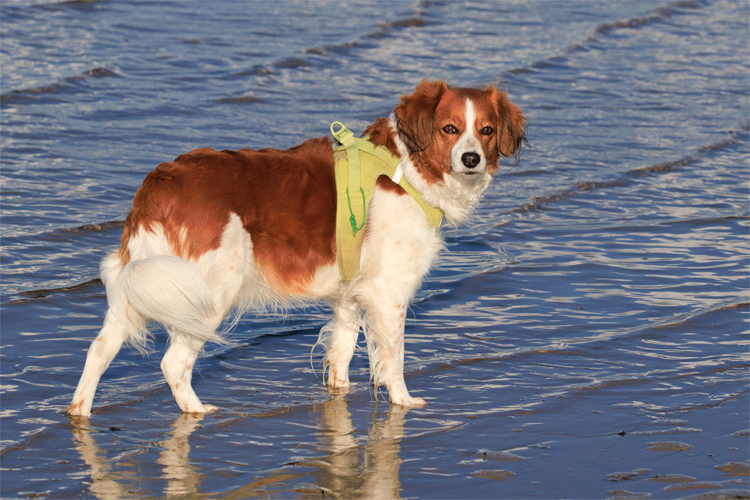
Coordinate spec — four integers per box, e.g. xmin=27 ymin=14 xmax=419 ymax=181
xmin=355 ymin=187 xmax=441 ymax=407
xmin=361 ymin=281 xmax=426 ymax=407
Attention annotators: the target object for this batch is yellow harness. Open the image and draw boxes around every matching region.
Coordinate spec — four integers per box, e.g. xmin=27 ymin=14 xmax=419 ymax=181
xmin=331 ymin=122 xmax=443 ymax=281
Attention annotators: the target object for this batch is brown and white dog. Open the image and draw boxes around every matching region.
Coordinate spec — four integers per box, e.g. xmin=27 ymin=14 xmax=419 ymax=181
xmin=67 ymin=79 xmax=525 ymax=416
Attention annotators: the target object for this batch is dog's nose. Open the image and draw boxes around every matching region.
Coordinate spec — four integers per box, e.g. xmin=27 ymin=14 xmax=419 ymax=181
xmin=461 ymin=152 xmax=481 ymax=169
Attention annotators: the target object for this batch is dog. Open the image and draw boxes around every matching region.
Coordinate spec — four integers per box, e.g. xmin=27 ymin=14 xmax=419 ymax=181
xmin=66 ymin=79 xmax=525 ymax=416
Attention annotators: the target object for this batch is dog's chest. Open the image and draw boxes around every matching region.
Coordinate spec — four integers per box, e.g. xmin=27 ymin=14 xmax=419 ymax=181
xmin=359 ymin=186 xmax=443 ymax=281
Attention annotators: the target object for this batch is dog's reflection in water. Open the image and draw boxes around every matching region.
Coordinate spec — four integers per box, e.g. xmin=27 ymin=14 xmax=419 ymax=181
xmin=157 ymin=413 xmax=205 ymax=496
xmin=68 ymin=394 xmax=410 ymax=499
xmin=69 ymin=412 xmax=206 ymax=499
xmin=69 ymin=417 xmax=132 ymax=499
xmin=311 ymin=390 xmax=409 ymax=499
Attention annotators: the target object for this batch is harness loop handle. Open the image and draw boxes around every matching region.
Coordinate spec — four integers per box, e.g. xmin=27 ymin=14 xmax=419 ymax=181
xmin=331 ymin=121 xmax=354 ymax=146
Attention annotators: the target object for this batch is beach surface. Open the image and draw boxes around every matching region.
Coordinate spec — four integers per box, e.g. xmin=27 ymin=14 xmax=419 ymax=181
xmin=1 ymin=1 xmax=748 ymax=498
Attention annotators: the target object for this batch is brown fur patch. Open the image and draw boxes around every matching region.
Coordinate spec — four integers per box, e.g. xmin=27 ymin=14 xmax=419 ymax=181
xmin=121 ymin=138 xmax=338 ymax=294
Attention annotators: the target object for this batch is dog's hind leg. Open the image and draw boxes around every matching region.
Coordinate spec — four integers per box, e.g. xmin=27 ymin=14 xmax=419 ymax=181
xmin=67 ymin=254 xmax=143 ymax=417
xmin=153 ymin=264 xmax=241 ymax=414
xmin=158 ymin=264 xmax=240 ymax=414
xmin=66 ymin=309 xmax=131 ymax=417
xmin=160 ymin=334 xmax=216 ymax=413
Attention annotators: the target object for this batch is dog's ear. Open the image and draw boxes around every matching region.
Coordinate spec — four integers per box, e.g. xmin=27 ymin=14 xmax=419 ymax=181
xmin=394 ymin=79 xmax=448 ymax=154
xmin=487 ymin=85 xmax=525 ymax=157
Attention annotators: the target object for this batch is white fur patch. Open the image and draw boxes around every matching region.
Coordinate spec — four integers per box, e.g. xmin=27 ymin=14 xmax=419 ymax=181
xmin=451 ymin=99 xmax=487 ymax=175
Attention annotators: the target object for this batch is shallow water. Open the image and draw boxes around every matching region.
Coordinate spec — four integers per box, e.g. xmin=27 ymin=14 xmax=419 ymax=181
xmin=1 ymin=0 xmax=749 ymax=498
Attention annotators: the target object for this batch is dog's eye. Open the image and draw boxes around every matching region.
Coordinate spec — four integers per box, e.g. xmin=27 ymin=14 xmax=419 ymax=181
xmin=442 ymin=124 xmax=458 ymax=134
xmin=481 ymin=126 xmax=494 ymax=136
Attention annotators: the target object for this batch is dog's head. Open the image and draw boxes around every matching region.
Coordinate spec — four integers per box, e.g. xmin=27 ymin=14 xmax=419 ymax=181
xmin=394 ymin=79 xmax=525 ymax=186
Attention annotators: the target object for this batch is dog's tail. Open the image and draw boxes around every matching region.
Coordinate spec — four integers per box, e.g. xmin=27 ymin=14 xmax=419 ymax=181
xmin=102 ymin=253 xmax=225 ymax=352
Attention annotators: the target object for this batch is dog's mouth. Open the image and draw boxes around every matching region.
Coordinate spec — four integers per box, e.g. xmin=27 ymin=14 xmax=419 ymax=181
xmin=452 ymin=159 xmax=486 ymax=179
xmin=456 ymin=168 xmax=484 ymax=179
xmin=450 ymin=168 xmax=486 ymax=186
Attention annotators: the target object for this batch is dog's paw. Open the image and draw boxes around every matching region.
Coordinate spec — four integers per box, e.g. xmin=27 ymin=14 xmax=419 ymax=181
xmin=327 ymin=385 xmax=351 ymax=398
xmin=407 ymin=396 xmax=427 ymax=407
xmin=65 ymin=401 xmax=91 ymax=417
xmin=326 ymin=367 xmax=350 ymax=389
xmin=392 ymin=396 xmax=427 ymax=408
xmin=183 ymin=404 xmax=218 ymax=414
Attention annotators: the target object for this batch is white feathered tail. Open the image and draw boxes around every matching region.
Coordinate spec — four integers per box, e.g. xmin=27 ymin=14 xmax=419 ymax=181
xmin=102 ymin=253 xmax=226 ymax=353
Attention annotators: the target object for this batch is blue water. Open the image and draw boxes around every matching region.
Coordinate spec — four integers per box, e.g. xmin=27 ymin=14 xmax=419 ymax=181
xmin=1 ymin=1 xmax=749 ymax=498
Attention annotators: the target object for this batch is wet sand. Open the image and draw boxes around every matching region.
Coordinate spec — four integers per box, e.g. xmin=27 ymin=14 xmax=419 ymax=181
xmin=2 ymin=0 xmax=748 ymax=498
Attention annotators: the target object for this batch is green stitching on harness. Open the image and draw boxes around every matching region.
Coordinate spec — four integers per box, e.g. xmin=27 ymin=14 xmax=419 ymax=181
xmin=346 ymin=187 xmax=366 ymax=235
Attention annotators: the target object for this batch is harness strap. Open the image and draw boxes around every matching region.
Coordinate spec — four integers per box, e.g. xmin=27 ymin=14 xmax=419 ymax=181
xmin=331 ymin=122 xmax=444 ymax=281
xmin=332 ymin=123 xmax=365 ymax=235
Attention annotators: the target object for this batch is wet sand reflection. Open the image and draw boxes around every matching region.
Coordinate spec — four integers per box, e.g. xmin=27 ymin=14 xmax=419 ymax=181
xmin=69 ymin=413 xmax=208 ymax=499
xmin=157 ymin=413 xmax=205 ymax=497
xmin=68 ymin=393 xmax=412 ymax=499
xmin=69 ymin=417 xmax=133 ymax=499
xmin=309 ymin=390 xmax=409 ymax=499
